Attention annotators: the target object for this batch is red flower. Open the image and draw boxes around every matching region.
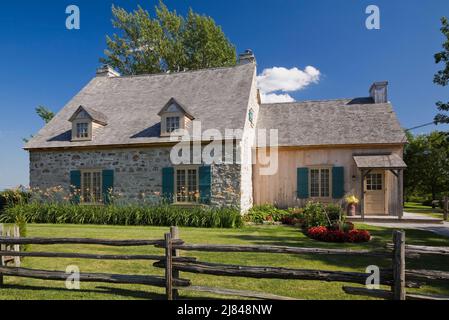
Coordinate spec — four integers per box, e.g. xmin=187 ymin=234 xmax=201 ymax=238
xmin=307 ymin=226 xmax=371 ymax=243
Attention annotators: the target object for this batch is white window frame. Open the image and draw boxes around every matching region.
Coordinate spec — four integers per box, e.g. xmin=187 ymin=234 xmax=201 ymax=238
xmin=174 ymin=166 xmax=200 ymax=204
xmin=166 ymin=116 xmax=180 ymax=133
xmin=80 ymin=169 xmax=103 ymax=204
xmin=308 ymin=166 xmax=332 ymax=200
xmin=72 ymin=120 xmax=92 ymax=141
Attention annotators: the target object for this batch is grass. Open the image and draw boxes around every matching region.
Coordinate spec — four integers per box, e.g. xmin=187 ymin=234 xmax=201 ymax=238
xmin=0 ymin=223 xmax=448 ymax=300
xmin=405 ymin=202 xmax=444 ymax=219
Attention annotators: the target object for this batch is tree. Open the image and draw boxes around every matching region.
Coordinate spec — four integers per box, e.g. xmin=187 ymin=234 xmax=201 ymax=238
xmin=23 ymin=106 xmax=55 ymax=143
xmin=35 ymin=106 xmax=55 ymax=124
xmin=404 ymin=131 xmax=449 ymax=201
xmin=434 ymin=17 xmax=449 ymax=125
xmin=100 ymin=1 xmax=236 ymax=75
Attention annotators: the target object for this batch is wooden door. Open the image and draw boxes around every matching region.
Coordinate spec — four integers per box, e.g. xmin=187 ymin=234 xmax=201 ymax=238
xmin=364 ymin=171 xmax=386 ymax=215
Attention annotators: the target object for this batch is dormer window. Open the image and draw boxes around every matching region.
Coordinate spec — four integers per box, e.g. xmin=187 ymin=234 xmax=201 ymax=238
xmin=166 ymin=116 xmax=180 ymax=133
xmin=69 ymin=106 xmax=108 ymax=142
xmin=158 ymin=98 xmax=195 ymax=137
xmin=76 ymin=123 xmax=90 ymax=139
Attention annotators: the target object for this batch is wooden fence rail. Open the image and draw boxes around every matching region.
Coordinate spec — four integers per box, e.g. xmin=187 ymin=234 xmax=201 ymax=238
xmin=0 ymin=225 xmax=448 ymax=300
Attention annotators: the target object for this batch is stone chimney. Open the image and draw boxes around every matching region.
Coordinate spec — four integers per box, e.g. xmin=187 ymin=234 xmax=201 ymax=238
xmin=96 ymin=65 xmax=121 ymax=78
xmin=369 ymin=81 xmax=388 ymax=103
xmin=238 ymin=49 xmax=256 ymax=65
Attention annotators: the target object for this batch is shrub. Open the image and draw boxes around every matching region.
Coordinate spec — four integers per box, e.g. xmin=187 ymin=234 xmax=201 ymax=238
xmin=303 ymin=202 xmax=327 ymax=228
xmin=0 ymin=189 xmax=30 ymax=212
xmin=244 ymin=205 xmax=288 ymax=224
xmin=302 ymin=202 xmax=346 ymax=229
xmin=307 ymin=226 xmax=371 ymax=243
xmin=0 ymin=203 xmax=243 ymax=229
xmin=325 ymin=203 xmax=345 ymax=224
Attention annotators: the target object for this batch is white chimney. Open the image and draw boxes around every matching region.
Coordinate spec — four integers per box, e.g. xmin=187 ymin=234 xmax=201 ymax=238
xmin=238 ymin=49 xmax=256 ymax=65
xmin=96 ymin=65 xmax=120 ymax=78
xmin=369 ymin=81 xmax=388 ymax=103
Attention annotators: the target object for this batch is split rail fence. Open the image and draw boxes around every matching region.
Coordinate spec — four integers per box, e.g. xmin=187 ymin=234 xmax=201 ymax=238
xmin=0 ymin=225 xmax=448 ymax=300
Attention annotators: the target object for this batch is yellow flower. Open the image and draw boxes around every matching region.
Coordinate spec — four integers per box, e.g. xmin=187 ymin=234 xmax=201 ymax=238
xmin=345 ymin=195 xmax=359 ymax=205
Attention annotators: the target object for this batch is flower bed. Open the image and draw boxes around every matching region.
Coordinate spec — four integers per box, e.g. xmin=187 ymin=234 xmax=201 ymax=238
xmin=307 ymin=226 xmax=371 ymax=243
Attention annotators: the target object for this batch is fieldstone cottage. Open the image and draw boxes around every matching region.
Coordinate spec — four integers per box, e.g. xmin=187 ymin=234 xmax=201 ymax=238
xmin=25 ymin=51 xmax=407 ymax=217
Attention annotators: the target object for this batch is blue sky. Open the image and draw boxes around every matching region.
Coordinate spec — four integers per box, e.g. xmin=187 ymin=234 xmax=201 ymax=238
xmin=0 ymin=0 xmax=448 ymax=189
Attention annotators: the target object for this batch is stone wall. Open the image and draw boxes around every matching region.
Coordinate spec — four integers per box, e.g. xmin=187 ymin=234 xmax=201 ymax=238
xmin=29 ymin=146 xmax=242 ymax=209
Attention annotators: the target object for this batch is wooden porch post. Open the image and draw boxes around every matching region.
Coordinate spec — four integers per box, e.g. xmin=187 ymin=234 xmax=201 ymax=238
xmin=360 ymin=169 xmax=365 ymax=219
xmin=398 ymin=170 xmax=404 ymax=219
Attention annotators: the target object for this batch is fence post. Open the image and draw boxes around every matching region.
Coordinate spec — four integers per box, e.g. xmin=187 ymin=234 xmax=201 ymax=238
xmin=0 ymin=224 xmax=4 ymax=286
xmin=444 ymin=197 xmax=448 ymax=221
xmin=392 ymin=230 xmax=406 ymax=300
xmin=170 ymin=226 xmax=180 ymax=300
xmin=165 ymin=232 xmax=173 ymax=300
xmin=13 ymin=226 xmax=20 ymax=268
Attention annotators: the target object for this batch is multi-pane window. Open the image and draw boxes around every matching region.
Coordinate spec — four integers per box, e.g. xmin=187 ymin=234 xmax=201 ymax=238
xmin=366 ymin=173 xmax=383 ymax=191
xmin=176 ymin=168 xmax=198 ymax=203
xmin=81 ymin=170 xmax=102 ymax=203
xmin=166 ymin=116 xmax=180 ymax=133
xmin=76 ymin=123 xmax=89 ymax=139
xmin=310 ymin=168 xmax=331 ymax=198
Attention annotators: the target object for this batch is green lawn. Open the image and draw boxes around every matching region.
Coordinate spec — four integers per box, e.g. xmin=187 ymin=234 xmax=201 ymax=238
xmin=1 ymin=223 xmax=448 ymax=300
xmin=405 ymin=202 xmax=445 ymax=219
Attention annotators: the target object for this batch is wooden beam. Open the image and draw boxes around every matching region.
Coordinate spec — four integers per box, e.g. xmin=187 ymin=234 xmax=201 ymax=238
xmin=392 ymin=231 xmax=406 ymax=300
xmin=343 ymin=286 xmax=449 ymax=300
xmin=0 ymin=251 xmax=195 ymax=262
xmin=173 ymin=244 xmax=390 ymax=258
xmin=0 ymin=266 xmax=191 ymax=287
xmin=0 ymin=237 xmax=182 ymax=247
xmin=342 ymin=286 xmax=393 ymax=300
xmin=398 ymin=170 xmax=404 ymax=219
xmin=386 ymin=243 xmax=449 ymax=256
xmin=360 ymin=169 xmax=365 ymax=219
xmin=405 ymin=269 xmax=449 ymax=282
xmin=177 ymin=285 xmax=297 ymax=300
xmin=13 ymin=226 xmax=20 ymax=267
xmin=170 ymin=226 xmax=180 ymax=300
xmin=165 ymin=233 xmax=173 ymax=300
xmin=154 ymin=260 xmax=399 ymax=286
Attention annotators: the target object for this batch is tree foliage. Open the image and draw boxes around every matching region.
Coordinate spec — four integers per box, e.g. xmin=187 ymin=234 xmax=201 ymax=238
xmin=434 ymin=17 xmax=449 ymax=125
xmin=23 ymin=106 xmax=55 ymax=143
xmin=100 ymin=1 xmax=236 ymax=75
xmin=404 ymin=131 xmax=449 ymax=200
xmin=35 ymin=106 xmax=55 ymax=124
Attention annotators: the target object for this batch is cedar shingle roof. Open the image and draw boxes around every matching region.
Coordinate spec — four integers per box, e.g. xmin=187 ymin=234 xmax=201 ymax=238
xmin=353 ymin=154 xmax=407 ymax=169
xmin=24 ymin=63 xmax=256 ymax=150
xmin=257 ymin=98 xmax=407 ymax=147
xmin=68 ymin=105 xmax=108 ymax=126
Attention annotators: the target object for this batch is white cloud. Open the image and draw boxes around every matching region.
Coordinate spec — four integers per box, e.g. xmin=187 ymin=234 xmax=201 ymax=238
xmin=257 ymin=66 xmax=321 ymax=103
xmin=259 ymin=92 xmax=295 ymax=103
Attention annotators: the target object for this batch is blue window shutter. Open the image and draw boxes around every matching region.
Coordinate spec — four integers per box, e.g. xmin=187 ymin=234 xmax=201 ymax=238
xmin=199 ymin=166 xmax=212 ymax=205
xmin=70 ymin=170 xmax=81 ymax=204
xmin=102 ymin=170 xmax=114 ymax=205
xmin=162 ymin=167 xmax=175 ymax=203
xmin=297 ymin=168 xmax=309 ymax=199
xmin=332 ymin=167 xmax=345 ymax=199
